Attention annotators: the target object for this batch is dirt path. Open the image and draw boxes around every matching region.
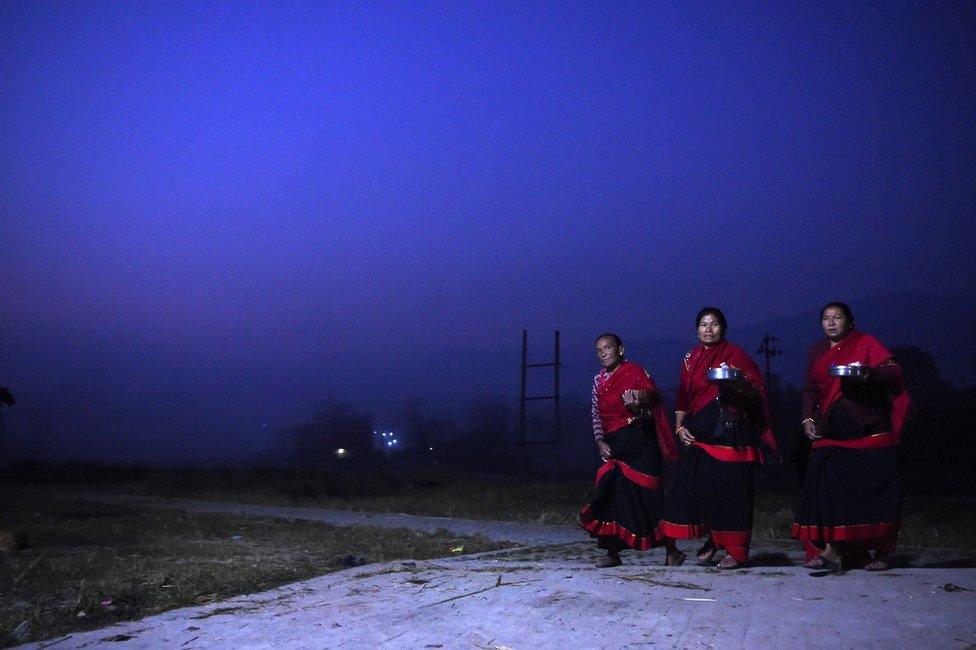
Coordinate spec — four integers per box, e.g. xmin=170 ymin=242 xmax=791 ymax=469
xmin=78 ymin=492 xmax=583 ymax=547
xmin=18 ymin=495 xmax=976 ymax=649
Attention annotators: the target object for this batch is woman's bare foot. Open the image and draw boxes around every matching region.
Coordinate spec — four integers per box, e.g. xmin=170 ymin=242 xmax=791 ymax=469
xmin=717 ymin=554 xmax=740 ymax=570
xmin=696 ymin=540 xmax=717 ymax=565
xmin=864 ymin=552 xmax=890 ymax=571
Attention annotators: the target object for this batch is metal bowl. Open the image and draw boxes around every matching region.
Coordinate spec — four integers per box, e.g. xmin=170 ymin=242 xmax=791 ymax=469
xmin=707 ymin=367 xmax=742 ymax=382
xmin=829 ymin=364 xmax=868 ymax=378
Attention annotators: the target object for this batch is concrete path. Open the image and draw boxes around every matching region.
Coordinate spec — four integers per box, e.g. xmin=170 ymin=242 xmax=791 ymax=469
xmin=18 ymin=495 xmax=976 ymax=649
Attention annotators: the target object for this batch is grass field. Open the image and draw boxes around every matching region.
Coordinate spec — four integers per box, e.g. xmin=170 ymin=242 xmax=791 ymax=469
xmin=2 ymin=463 xmax=974 ymax=645
xmin=0 ymin=487 xmax=509 ymax=646
xmin=7 ymin=463 xmax=976 ymax=548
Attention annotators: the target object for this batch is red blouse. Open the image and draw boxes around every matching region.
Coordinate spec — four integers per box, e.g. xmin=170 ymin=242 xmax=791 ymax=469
xmin=675 ymin=340 xmax=777 ymax=456
xmin=591 ymin=360 xmax=677 ymax=462
xmin=801 ymin=330 xmax=911 ymax=442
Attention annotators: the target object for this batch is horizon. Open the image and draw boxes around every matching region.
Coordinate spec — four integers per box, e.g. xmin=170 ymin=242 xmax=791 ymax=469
xmin=2 ymin=2 xmax=974 ymax=465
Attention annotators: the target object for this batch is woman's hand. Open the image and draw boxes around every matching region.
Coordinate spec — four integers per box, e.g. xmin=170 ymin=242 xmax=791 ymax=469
xmin=597 ymin=440 xmax=612 ymax=462
xmin=622 ymin=389 xmax=652 ymax=414
xmin=676 ymin=426 xmax=695 ymax=446
xmin=621 ymin=389 xmax=642 ymax=410
xmin=803 ymin=419 xmax=821 ymax=441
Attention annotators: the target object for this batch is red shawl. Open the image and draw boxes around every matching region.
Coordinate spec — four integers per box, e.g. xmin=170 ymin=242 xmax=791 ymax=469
xmin=596 ymin=360 xmax=677 ymax=462
xmin=676 ymin=340 xmax=777 ymax=455
xmin=807 ymin=330 xmax=911 ymax=442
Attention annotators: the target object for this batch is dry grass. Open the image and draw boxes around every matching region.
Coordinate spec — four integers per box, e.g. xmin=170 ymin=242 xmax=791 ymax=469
xmin=19 ymin=464 xmax=972 ymax=550
xmin=2 ymin=463 xmax=974 ymax=644
xmin=0 ymin=489 xmax=509 ymax=646
xmin=8 ymin=464 xmax=976 ymax=549
xmin=6 ymin=463 xmax=592 ymax=526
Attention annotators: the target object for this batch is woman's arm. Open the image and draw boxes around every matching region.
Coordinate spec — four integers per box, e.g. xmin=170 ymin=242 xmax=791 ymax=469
xmin=675 ymin=410 xmax=694 ymax=445
xmin=592 ymin=377 xmax=611 ymax=461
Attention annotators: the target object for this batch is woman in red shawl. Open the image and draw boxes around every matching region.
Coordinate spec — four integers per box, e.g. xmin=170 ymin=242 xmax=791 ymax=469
xmin=579 ymin=333 xmax=685 ymax=567
xmin=792 ymin=302 xmax=911 ymax=572
xmin=661 ymin=308 xmax=778 ymax=570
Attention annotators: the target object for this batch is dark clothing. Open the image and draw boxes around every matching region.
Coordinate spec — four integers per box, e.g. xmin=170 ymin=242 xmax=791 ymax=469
xmin=580 ymin=361 xmax=674 ymax=552
xmin=662 ymin=398 xmax=760 ymax=562
xmin=792 ymin=331 xmax=911 ymax=558
xmin=662 ymin=341 xmax=773 ymax=562
xmin=580 ymin=421 xmax=669 ymax=550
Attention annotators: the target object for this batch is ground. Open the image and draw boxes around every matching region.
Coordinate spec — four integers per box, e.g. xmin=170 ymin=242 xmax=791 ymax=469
xmin=13 ymin=495 xmax=976 ymax=649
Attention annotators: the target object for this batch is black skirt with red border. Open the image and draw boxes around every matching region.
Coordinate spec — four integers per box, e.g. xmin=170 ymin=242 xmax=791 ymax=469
xmin=792 ymin=443 xmax=900 ymax=546
xmin=659 ymin=400 xmax=758 ymax=560
xmin=579 ymin=421 xmax=667 ymax=551
xmin=660 ymin=444 xmax=755 ymax=554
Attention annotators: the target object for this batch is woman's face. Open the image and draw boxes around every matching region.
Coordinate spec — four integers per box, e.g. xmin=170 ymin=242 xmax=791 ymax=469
xmin=697 ymin=314 xmax=724 ymax=346
xmin=821 ymin=307 xmax=852 ymax=341
xmin=595 ymin=337 xmax=624 ymax=370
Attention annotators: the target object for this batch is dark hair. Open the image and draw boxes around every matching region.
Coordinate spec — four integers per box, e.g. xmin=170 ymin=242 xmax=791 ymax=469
xmin=594 ymin=333 xmax=623 ymax=347
xmin=696 ymin=307 xmax=727 ymax=333
xmin=820 ymin=302 xmax=854 ymax=324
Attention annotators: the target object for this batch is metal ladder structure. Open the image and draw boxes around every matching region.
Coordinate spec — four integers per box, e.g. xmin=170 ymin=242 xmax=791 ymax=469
xmin=518 ymin=329 xmax=561 ymax=476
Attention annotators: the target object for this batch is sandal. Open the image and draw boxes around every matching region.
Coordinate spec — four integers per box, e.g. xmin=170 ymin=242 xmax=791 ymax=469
xmin=803 ymin=554 xmax=842 ymax=573
xmin=595 ymin=554 xmax=622 ymax=568
xmin=666 ymin=550 xmax=686 ymax=566
xmin=717 ymin=554 xmax=740 ymax=570
xmin=864 ymin=557 xmax=890 ymax=572
xmin=696 ymin=540 xmax=717 ymax=565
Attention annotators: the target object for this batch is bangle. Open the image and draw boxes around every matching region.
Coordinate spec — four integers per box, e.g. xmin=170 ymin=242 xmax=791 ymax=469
xmin=801 ymin=418 xmax=814 ymax=425
xmin=675 ymin=426 xmax=689 ymax=435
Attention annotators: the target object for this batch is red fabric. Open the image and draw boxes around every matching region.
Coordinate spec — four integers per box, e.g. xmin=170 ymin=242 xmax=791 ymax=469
xmin=711 ymin=529 xmax=752 ymax=548
xmin=595 ymin=360 xmax=677 ymax=462
xmin=791 ymin=521 xmax=900 ymax=543
xmin=721 ymin=545 xmax=749 ymax=563
xmin=812 ymin=432 xmax=895 ymax=451
xmin=595 ymin=459 xmax=663 ymax=490
xmin=802 ymin=540 xmax=822 ymax=563
xmin=659 ymin=520 xmax=709 ymax=540
xmin=806 ymin=331 xmax=911 ymax=442
xmin=658 ymin=524 xmax=752 ymax=561
xmin=691 ymin=442 xmax=762 ymax=463
xmin=675 ymin=340 xmax=777 ymax=457
xmin=579 ymin=506 xmax=665 ymax=550
xmin=711 ymin=530 xmax=751 ymax=562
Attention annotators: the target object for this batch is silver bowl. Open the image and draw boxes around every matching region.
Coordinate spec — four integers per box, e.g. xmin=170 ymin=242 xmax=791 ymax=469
xmin=707 ymin=367 xmax=742 ymax=382
xmin=829 ymin=364 xmax=868 ymax=378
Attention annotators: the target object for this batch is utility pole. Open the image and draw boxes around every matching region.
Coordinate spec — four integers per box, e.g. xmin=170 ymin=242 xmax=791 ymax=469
xmin=757 ymin=334 xmax=783 ymax=385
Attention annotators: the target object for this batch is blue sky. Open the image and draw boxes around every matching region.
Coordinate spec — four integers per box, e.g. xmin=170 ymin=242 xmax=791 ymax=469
xmin=1 ymin=2 xmax=973 ymax=462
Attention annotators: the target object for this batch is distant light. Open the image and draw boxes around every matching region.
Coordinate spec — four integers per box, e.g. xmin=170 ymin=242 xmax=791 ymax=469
xmin=428 ymin=446 xmax=434 ymax=451
xmin=387 ymin=441 xmax=393 ymax=447
xmin=391 ymin=438 xmax=398 ymax=444
xmin=334 ymin=448 xmax=347 ymax=457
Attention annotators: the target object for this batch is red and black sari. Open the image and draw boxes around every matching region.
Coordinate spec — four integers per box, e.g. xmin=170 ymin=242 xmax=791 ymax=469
xmin=792 ymin=330 xmax=911 ymax=561
xmin=580 ymin=360 xmax=677 ymax=551
xmin=660 ymin=340 xmax=777 ymax=563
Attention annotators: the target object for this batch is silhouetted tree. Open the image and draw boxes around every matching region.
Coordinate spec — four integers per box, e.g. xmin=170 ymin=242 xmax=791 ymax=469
xmin=765 ymin=376 xmax=805 ymax=486
xmin=894 ymin=346 xmax=951 ymax=413
xmin=892 ymin=346 xmax=974 ymax=494
xmin=291 ymin=399 xmax=372 ymax=466
xmin=465 ymin=394 xmax=512 ymax=444
xmin=397 ymin=396 xmax=461 ymax=450
xmin=0 ymin=387 xmax=13 ymax=424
